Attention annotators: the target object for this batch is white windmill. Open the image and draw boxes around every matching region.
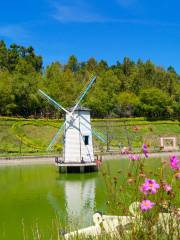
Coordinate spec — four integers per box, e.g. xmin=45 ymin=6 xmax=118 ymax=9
xmin=38 ymin=76 xmax=106 ymax=173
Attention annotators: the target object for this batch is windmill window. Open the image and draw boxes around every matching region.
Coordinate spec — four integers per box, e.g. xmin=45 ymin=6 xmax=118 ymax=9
xmin=83 ymin=135 xmax=89 ymax=145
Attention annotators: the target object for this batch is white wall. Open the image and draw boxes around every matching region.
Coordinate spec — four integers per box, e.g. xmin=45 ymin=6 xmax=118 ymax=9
xmin=64 ymin=110 xmax=94 ymax=163
xmin=79 ymin=112 xmax=94 ymax=162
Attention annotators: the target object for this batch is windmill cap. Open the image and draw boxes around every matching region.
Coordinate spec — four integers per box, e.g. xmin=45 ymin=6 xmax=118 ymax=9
xmin=68 ymin=106 xmax=90 ymax=112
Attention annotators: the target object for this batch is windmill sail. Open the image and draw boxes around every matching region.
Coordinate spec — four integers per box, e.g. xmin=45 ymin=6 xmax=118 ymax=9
xmin=92 ymin=128 xmax=106 ymax=143
xmin=71 ymin=76 xmax=96 ymax=114
xmin=47 ymin=122 xmax=66 ymax=150
xmin=80 ymin=114 xmax=106 ymax=143
xmin=38 ymin=90 xmax=69 ymax=114
xmin=47 ymin=114 xmax=80 ymax=150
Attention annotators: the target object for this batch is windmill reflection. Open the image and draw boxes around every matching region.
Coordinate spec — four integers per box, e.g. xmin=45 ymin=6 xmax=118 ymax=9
xmin=64 ymin=175 xmax=96 ymax=227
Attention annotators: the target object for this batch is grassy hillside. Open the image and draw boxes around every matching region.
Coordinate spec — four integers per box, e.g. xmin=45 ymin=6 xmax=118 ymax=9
xmin=0 ymin=117 xmax=179 ymax=156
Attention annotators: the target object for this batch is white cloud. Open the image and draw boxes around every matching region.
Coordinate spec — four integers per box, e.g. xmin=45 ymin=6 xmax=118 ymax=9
xmin=51 ymin=1 xmax=106 ymax=23
xmin=50 ymin=0 xmax=178 ymax=28
xmin=0 ymin=24 xmax=28 ymax=40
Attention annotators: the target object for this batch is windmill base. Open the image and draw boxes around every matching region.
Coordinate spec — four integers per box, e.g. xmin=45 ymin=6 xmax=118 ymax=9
xmin=58 ymin=162 xmax=98 ymax=173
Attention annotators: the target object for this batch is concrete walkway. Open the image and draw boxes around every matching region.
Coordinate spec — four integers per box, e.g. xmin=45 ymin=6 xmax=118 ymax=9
xmin=0 ymin=155 xmax=56 ymax=166
xmin=0 ymin=152 xmax=179 ymax=166
xmin=101 ymin=151 xmax=180 ymax=160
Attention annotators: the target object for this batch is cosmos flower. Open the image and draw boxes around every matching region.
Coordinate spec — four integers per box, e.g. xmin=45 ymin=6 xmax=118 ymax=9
xmin=140 ymin=200 xmax=155 ymax=212
xmin=170 ymin=156 xmax=180 ymax=171
xmin=129 ymin=154 xmax=140 ymax=161
xmin=140 ymin=178 xmax=160 ymax=195
xmin=142 ymin=144 xmax=148 ymax=158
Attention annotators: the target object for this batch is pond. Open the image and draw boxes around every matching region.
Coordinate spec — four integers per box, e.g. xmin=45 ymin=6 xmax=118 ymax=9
xmin=0 ymin=158 xmax=167 ymax=240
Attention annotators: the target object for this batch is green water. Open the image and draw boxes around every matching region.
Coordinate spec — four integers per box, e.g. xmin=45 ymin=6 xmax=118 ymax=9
xmin=0 ymin=159 xmax=167 ymax=239
xmin=0 ymin=160 xmax=132 ymax=240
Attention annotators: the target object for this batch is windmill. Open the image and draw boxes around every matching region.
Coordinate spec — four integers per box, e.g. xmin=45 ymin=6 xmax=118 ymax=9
xmin=38 ymin=76 xmax=106 ymax=173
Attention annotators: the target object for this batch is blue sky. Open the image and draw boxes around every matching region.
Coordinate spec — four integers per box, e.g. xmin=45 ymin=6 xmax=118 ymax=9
xmin=0 ymin=0 xmax=180 ymax=72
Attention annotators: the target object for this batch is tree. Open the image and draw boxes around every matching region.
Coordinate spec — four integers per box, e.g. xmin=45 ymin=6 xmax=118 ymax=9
xmin=7 ymin=44 xmax=20 ymax=72
xmin=0 ymin=39 xmax=179 ymax=119
xmin=0 ymin=42 xmax=43 ymax=72
xmin=86 ymin=70 xmax=120 ymax=117
xmin=12 ymin=62 xmax=40 ymax=117
xmin=138 ymin=88 xmax=174 ymax=118
xmin=121 ymin=57 xmax=135 ymax=76
xmin=115 ymin=92 xmax=140 ymax=117
xmin=65 ymin=55 xmax=78 ymax=72
xmin=86 ymin=58 xmax=97 ymax=72
xmin=96 ymin=60 xmax=108 ymax=73
xmin=0 ymin=40 xmax=8 ymax=69
xmin=0 ymin=70 xmax=16 ymax=115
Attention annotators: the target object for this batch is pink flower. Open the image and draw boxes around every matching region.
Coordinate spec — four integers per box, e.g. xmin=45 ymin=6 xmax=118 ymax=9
xmin=140 ymin=178 xmax=160 ymax=195
xmin=142 ymin=144 xmax=148 ymax=158
xmin=121 ymin=147 xmax=130 ymax=154
xmin=163 ymin=183 xmax=172 ymax=193
xmin=140 ymin=200 xmax=155 ymax=212
xmin=170 ymin=156 xmax=180 ymax=171
xmin=129 ymin=154 xmax=140 ymax=161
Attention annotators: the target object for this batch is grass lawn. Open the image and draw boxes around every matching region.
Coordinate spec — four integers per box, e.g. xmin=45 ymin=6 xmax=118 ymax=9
xmin=93 ymin=122 xmax=180 ymax=149
xmin=0 ymin=117 xmax=179 ymax=156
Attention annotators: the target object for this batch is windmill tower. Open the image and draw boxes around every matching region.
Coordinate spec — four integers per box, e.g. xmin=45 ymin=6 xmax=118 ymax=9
xmin=38 ymin=76 xmax=106 ymax=173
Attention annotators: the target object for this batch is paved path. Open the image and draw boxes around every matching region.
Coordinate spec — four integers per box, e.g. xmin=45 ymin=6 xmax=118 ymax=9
xmin=101 ymin=151 xmax=180 ymax=160
xmin=0 ymin=155 xmax=56 ymax=166
xmin=0 ymin=152 xmax=179 ymax=166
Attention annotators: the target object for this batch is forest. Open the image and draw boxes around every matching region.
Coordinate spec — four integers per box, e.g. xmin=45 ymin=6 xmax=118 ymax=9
xmin=0 ymin=40 xmax=179 ymax=119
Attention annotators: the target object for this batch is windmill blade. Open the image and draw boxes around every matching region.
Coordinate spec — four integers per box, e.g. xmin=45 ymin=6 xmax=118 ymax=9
xmin=47 ymin=122 xmax=65 ymax=151
xmin=79 ymin=119 xmax=106 ymax=143
xmin=38 ymin=89 xmax=69 ymax=114
xmin=71 ymin=76 xmax=96 ymax=114
xmin=92 ymin=128 xmax=106 ymax=143
xmin=47 ymin=115 xmax=80 ymax=150
xmin=79 ymin=114 xmax=106 ymax=143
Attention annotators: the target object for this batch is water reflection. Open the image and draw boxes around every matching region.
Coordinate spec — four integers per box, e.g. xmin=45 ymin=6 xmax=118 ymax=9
xmin=59 ymin=174 xmax=97 ymax=227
